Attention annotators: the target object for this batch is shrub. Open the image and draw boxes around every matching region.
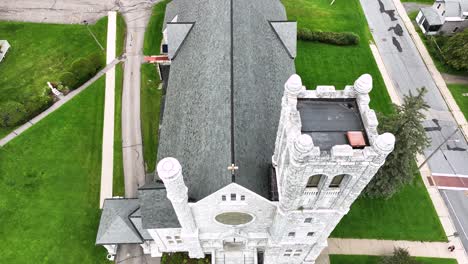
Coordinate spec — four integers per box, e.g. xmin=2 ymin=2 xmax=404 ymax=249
xmin=380 ymin=247 xmax=421 ymax=264
xmin=59 ymin=72 xmax=78 ymax=89
xmin=70 ymin=57 xmax=95 ymax=86
xmin=441 ymin=29 xmax=468 ymax=71
xmin=0 ymin=101 xmax=28 ymax=127
xmin=297 ymin=28 xmax=360 ymax=46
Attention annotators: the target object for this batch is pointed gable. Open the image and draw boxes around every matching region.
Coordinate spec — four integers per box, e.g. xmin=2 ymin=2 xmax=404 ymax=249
xmin=270 ymin=21 xmax=297 ymax=58
xmin=167 ymin=22 xmax=195 ymax=59
xmin=96 ymin=199 xmax=143 ymax=245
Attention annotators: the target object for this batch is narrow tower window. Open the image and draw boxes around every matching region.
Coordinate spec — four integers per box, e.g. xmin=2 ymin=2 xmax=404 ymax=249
xmin=306 ymin=174 xmax=323 ymax=188
xmin=329 ymin=174 xmax=345 ymax=188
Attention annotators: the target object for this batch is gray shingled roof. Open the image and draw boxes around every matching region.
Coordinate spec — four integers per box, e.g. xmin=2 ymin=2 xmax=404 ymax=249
xmin=129 ymin=209 xmax=153 ymax=240
xmin=138 ymin=183 xmax=181 ymax=229
xmin=96 ymin=199 xmax=143 ymax=245
xmin=421 ymin=7 xmax=443 ymax=25
xmin=157 ymin=0 xmax=295 ymax=201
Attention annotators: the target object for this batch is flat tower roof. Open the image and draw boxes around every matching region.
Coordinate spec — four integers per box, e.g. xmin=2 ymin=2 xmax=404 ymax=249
xmin=297 ymin=98 xmax=367 ymax=150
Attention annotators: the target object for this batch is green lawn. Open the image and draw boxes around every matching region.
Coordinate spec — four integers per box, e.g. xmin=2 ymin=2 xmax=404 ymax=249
xmin=141 ymin=0 xmax=168 ymax=172
xmin=332 ymin=167 xmax=446 ymax=241
xmin=113 ymin=14 xmax=127 ymax=197
xmin=330 ymin=255 xmax=457 ymax=264
xmin=144 ymin=0 xmax=170 ymax=55
xmin=285 ymin=0 xmax=445 ymax=241
xmin=113 ymin=64 xmax=125 ymax=196
xmin=283 ymin=0 xmax=393 ymax=115
xmin=0 ymin=77 xmax=109 ymax=263
xmin=0 ymin=18 xmax=109 ymax=137
xmin=448 ymin=84 xmax=468 ymax=120
xmin=141 ymin=64 xmax=164 ymax=172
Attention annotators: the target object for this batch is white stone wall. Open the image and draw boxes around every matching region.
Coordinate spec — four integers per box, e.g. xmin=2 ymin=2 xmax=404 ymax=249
xmin=268 ymin=74 xmax=394 ymax=264
xmin=0 ymin=40 xmax=11 ymax=62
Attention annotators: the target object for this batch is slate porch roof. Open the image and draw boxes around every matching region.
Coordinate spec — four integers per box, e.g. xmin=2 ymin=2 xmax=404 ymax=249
xmin=96 ymin=199 xmax=143 ymax=245
xmin=157 ymin=0 xmax=296 ymax=201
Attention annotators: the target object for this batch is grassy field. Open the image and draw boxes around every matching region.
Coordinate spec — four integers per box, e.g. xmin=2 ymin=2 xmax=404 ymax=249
xmin=448 ymin=84 xmax=468 ymax=120
xmin=0 ymin=18 xmax=108 ymax=137
xmin=141 ymin=0 xmax=168 ymax=172
xmin=330 ymin=255 xmax=457 ymax=264
xmin=283 ymin=0 xmax=393 ymax=115
xmin=332 ymin=167 xmax=446 ymax=241
xmin=284 ymin=0 xmax=445 ymax=241
xmin=0 ymin=77 xmax=109 ymax=263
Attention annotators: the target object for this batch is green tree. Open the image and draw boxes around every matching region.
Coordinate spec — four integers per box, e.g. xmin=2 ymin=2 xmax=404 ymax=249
xmin=380 ymin=247 xmax=421 ymax=264
xmin=442 ymin=29 xmax=468 ymax=71
xmin=364 ymin=88 xmax=429 ymax=198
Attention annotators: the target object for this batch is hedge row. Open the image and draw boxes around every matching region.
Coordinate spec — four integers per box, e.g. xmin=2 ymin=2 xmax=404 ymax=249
xmin=297 ymin=28 xmax=360 ymax=46
xmin=0 ymin=52 xmax=105 ymax=128
xmin=59 ymin=52 xmax=104 ymax=90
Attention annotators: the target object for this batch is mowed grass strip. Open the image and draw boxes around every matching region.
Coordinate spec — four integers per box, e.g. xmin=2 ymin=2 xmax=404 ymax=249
xmin=141 ymin=63 xmax=164 ymax=173
xmin=284 ymin=0 xmax=445 ymax=241
xmin=113 ymin=63 xmax=125 ymax=196
xmin=330 ymin=255 xmax=458 ymax=264
xmin=113 ymin=15 xmax=127 ymax=196
xmin=0 ymin=18 xmax=109 ymax=137
xmin=0 ymin=77 xmax=108 ymax=263
xmin=141 ymin=0 xmax=168 ymax=172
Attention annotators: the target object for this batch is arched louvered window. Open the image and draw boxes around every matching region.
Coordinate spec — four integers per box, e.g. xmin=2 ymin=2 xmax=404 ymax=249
xmin=306 ymin=174 xmax=323 ymax=188
xmin=329 ymin=174 xmax=346 ymax=188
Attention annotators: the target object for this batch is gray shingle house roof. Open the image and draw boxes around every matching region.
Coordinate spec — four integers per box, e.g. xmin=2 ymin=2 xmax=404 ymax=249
xmin=157 ymin=0 xmax=296 ymax=201
xmin=421 ymin=7 xmax=443 ymax=25
xmin=138 ymin=183 xmax=181 ymax=229
xmin=96 ymin=199 xmax=143 ymax=245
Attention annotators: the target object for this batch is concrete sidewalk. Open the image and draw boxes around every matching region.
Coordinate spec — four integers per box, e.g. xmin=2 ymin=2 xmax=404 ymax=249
xmin=99 ymin=11 xmax=118 ymax=208
xmin=328 ymin=238 xmax=464 ymax=260
xmin=0 ymin=57 xmax=122 ymax=148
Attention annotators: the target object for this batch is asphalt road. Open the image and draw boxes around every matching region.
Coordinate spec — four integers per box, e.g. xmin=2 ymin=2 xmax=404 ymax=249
xmin=0 ymin=0 xmax=117 ymax=23
xmin=360 ymin=0 xmax=468 ymax=251
xmin=120 ymin=0 xmax=153 ymax=200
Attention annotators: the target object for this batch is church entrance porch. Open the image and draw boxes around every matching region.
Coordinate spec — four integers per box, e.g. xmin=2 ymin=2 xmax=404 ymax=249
xmin=214 ymin=242 xmax=255 ymax=264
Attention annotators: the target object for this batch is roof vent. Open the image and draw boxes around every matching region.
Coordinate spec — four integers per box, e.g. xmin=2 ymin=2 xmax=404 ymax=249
xmin=347 ymin=131 xmax=366 ymax=148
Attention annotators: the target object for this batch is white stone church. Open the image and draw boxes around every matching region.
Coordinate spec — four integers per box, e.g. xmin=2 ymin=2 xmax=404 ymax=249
xmin=96 ymin=0 xmax=395 ymax=263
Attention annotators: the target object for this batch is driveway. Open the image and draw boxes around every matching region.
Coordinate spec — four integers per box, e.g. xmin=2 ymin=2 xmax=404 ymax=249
xmin=360 ymin=0 xmax=468 ymax=250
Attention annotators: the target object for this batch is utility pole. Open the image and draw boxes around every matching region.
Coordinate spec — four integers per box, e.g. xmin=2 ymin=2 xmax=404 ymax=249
xmin=418 ymin=128 xmax=459 ymax=169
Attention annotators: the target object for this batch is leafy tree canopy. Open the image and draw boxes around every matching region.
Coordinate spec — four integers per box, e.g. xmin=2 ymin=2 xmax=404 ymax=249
xmin=442 ymin=29 xmax=468 ymax=71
